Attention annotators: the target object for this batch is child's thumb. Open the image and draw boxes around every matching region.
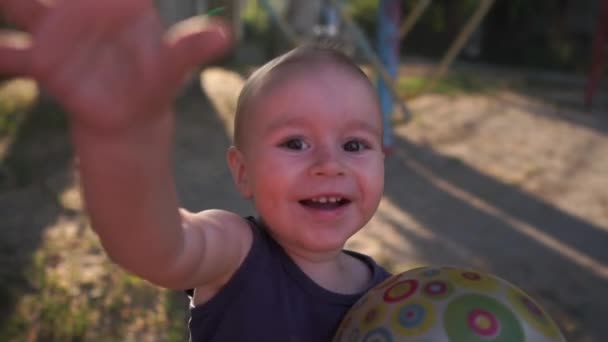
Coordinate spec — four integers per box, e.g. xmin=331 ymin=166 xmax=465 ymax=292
xmin=165 ymin=17 xmax=233 ymax=75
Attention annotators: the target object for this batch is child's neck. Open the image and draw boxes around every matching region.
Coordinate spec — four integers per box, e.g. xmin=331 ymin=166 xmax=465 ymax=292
xmin=286 ymin=248 xmax=372 ymax=295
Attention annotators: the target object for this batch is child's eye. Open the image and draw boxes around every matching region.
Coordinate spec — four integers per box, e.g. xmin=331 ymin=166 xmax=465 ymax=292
xmin=343 ymin=139 xmax=369 ymax=152
xmin=280 ymin=138 xmax=309 ymax=150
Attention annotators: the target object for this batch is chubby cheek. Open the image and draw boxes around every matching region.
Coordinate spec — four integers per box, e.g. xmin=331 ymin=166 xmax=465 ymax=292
xmin=358 ymin=159 xmax=385 ymax=215
xmin=250 ymin=156 xmax=302 ymax=205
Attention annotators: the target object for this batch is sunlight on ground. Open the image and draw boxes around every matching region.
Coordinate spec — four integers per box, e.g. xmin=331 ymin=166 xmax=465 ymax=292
xmin=403 ymin=90 xmax=608 ymax=231
xmin=347 ymin=196 xmax=489 ymax=273
xmin=0 ymin=79 xmax=38 ymax=158
xmin=4 ymin=178 xmax=186 ymax=341
xmin=0 ymin=77 xmax=187 ymax=340
xmin=199 ymin=67 xmax=244 ymax=140
xmin=390 ymin=145 xmax=608 ymax=281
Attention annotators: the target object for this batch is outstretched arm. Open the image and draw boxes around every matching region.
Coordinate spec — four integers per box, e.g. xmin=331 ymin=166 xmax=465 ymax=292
xmin=0 ymin=0 xmax=247 ymax=289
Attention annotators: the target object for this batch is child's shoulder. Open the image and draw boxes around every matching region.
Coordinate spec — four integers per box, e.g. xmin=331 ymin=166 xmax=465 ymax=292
xmin=343 ymin=249 xmax=392 ymax=288
xmin=184 ymin=209 xmax=256 ymax=247
xmin=184 ymin=210 xmax=255 ymax=305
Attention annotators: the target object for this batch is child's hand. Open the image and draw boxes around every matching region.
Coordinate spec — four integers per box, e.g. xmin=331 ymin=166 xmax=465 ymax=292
xmin=0 ymin=0 xmax=232 ymax=134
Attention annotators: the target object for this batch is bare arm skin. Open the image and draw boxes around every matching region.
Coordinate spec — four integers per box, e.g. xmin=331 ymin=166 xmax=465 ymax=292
xmin=0 ymin=0 xmax=251 ymax=290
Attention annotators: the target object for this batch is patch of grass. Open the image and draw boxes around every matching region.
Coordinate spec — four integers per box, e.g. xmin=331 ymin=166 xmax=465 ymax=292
xmin=0 ymin=79 xmax=189 ymax=342
xmin=1 ymin=250 xmax=91 ymax=342
xmin=2 ymin=217 xmax=188 ymax=341
xmin=0 ymin=79 xmax=40 ymax=188
xmin=242 ymin=0 xmax=270 ymax=35
xmin=166 ymin=291 xmax=188 ymax=342
xmin=0 ymin=92 xmax=69 ymax=189
xmin=36 ymin=284 xmax=90 ymax=341
xmin=396 ymin=72 xmax=508 ymax=98
xmin=0 ymin=79 xmax=38 ymax=138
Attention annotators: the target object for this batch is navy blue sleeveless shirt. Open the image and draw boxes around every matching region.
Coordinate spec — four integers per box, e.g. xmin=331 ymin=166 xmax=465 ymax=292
xmin=187 ymin=217 xmax=391 ymax=341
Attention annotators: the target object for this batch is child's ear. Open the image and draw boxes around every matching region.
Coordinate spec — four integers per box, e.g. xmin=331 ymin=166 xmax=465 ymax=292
xmin=227 ymin=146 xmax=253 ymax=199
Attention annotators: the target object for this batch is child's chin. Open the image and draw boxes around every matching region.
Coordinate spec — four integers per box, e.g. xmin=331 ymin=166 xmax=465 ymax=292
xmin=302 ymin=234 xmax=351 ymax=253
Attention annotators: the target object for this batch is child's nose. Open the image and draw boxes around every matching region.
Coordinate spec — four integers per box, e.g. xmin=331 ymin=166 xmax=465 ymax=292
xmin=309 ymin=146 xmax=345 ymax=177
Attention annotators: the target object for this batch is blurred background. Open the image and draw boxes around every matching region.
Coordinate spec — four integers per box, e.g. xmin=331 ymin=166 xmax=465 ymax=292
xmin=1 ymin=0 xmax=607 ymax=341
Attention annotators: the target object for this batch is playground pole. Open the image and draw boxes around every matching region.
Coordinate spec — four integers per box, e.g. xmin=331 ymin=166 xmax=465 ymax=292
xmin=409 ymin=0 xmax=495 ymax=98
xmin=335 ymin=2 xmax=412 ymax=127
xmin=399 ymin=0 xmax=432 ymax=42
xmin=585 ymin=0 xmax=608 ymax=110
xmin=376 ymin=0 xmax=401 ymax=152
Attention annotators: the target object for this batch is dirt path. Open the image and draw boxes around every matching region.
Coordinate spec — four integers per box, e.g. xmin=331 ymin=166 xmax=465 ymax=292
xmin=350 ymin=91 xmax=608 ymax=342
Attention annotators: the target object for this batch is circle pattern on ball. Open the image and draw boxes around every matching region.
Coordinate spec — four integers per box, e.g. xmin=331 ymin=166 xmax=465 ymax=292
xmin=391 ymin=299 xmax=435 ymax=336
xmin=468 ymin=308 xmax=500 ymax=338
xmin=383 ymin=279 xmax=419 ymax=303
xmin=420 ymin=268 xmax=441 ymax=278
xmin=374 ymin=275 xmax=404 ymax=292
xmin=507 ymin=287 xmax=562 ymax=338
xmin=362 ymin=327 xmax=393 ymax=342
xmin=361 ymin=304 xmax=387 ymax=331
xmin=444 ymin=294 xmax=524 ymax=342
xmin=447 ymin=269 xmax=500 ymax=292
xmin=422 ymin=280 xmax=453 ymax=300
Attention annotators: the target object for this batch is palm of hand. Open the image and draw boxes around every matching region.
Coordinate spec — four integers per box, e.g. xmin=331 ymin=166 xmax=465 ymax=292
xmin=0 ymin=0 xmax=231 ymax=133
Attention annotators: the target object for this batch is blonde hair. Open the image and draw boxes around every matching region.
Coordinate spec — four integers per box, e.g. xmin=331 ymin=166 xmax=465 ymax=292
xmin=232 ymin=43 xmax=374 ymax=148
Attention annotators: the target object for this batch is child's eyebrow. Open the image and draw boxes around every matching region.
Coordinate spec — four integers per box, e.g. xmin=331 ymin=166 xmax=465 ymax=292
xmin=344 ymin=120 xmax=382 ymax=137
xmin=264 ymin=115 xmax=381 ymax=137
xmin=264 ymin=116 xmax=308 ymax=134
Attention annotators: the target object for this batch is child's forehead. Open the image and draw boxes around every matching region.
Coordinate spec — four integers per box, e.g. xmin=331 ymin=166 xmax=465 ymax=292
xmin=259 ymin=112 xmax=382 ymax=139
xmin=251 ymin=72 xmax=380 ymax=129
xmin=234 ymin=52 xmax=380 ymax=148
xmin=256 ymin=62 xmax=374 ymax=102
xmin=260 ymin=68 xmax=372 ymax=105
xmin=256 ymin=63 xmax=324 ymax=89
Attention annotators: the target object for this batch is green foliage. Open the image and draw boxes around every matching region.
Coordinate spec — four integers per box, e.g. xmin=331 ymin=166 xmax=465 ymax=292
xmin=0 ymin=215 xmax=188 ymax=341
xmin=348 ymin=0 xmax=380 ymax=35
xmin=165 ymin=292 xmax=188 ymax=342
xmin=396 ymin=72 xmax=508 ymax=97
xmin=243 ymin=0 xmax=270 ymax=36
xmin=1 ymin=251 xmax=90 ymax=342
xmin=0 ymin=77 xmax=188 ymax=342
xmin=0 ymin=79 xmax=38 ymax=138
xmin=1 ymin=98 xmax=68 ymax=189
xmin=427 ymin=2 xmax=446 ymax=33
xmin=238 ymin=0 xmax=591 ymax=71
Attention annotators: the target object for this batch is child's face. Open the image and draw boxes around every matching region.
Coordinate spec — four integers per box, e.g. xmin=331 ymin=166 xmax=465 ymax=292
xmin=230 ymin=65 xmax=384 ymax=254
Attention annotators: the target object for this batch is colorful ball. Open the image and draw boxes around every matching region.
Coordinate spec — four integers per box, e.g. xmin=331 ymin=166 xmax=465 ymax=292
xmin=334 ymin=266 xmax=566 ymax=342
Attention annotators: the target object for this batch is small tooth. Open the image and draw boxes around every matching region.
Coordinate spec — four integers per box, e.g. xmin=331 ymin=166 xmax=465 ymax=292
xmin=329 ymin=197 xmax=337 ymax=203
xmin=318 ymin=197 xmax=328 ymax=203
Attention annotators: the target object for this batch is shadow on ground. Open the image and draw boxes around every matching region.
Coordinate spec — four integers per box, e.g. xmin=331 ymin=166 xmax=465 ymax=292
xmin=0 ymin=96 xmax=74 ymax=330
xmin=370 ymin=133 xmax=608 ymax=341
xmin=0 ymin=81 xmax=251 ymax=339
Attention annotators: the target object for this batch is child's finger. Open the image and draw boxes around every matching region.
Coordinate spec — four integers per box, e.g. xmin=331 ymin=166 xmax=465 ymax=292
xmin=0 ymin=0 xmax=49 ymax=31
xmin=0 ymin=30 xmax=31 ymax=76
xmin=165 ymin=17 xmax=233 ymax=76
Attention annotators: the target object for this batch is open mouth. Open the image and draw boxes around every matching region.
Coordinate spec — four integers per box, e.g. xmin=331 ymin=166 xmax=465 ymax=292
xmin=299 ymin=196 xmax=351 ymax=210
